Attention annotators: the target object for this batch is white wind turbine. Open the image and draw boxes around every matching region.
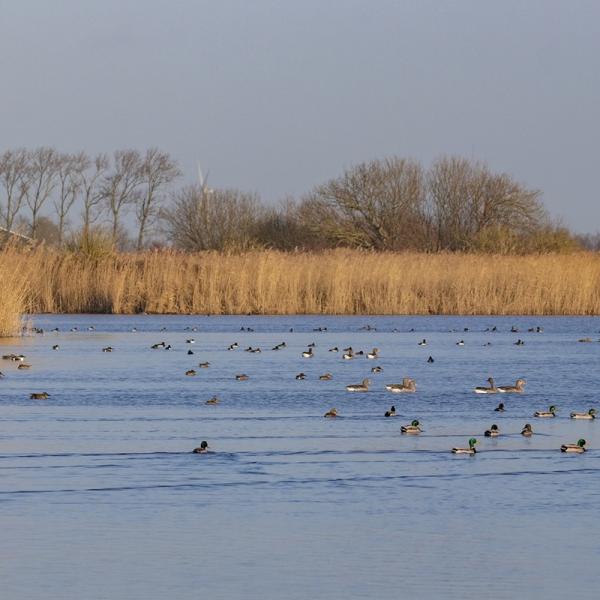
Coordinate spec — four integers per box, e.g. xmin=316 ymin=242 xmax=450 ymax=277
xmin=197 ymin=163 xmax=213 ymax=195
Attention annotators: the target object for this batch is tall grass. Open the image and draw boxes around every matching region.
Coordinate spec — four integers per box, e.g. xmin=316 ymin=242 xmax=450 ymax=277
xmin=1 ymin=246 xmax=600 ymax=321
xmin=0 ymin=250 xmax=34 ymax=336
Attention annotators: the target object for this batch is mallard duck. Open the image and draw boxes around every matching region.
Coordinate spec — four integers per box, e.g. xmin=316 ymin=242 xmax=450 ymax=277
xmin=295 ymin=372 xmax=306 ymax=380
xmin=497 ymin=379 xmax=526 ymax=393
xmin=30 ymin=392 xmax=50 ymax=400
xmin=521 ymin=423 xmax=533 ymax=436
xmin=319 ymin=373 xmax=333 ymax=381
xmin=346 ymin=378 xmax=371 ymax=392
xmin=484 ymin=424 xmax=500 ymax=437
xmin=534 ymin=405 xmax=557 ymax=418
xmin=385 ymin=378 xmax=416 ymax=393
xmin=561 ymin=439 xmax=586 ymax=453
xmin=384 ymin=405 xmax=396 ymax=417
xmin=367 ymin=348 xmax=379 ymax=359
xmin=570 ymin=408 xmax=596 ymax=420
xmin=324 ymin=408 xmax=338 ymax=418
xmin=401 ymin=419 xmax=422 ymax=433
xmin=494 ymin=402 xmax=505 ymax=412
xmin=452 ymin=438 xmax=477 ymax=454
xmin=185 ymin=369 xmax=197 ymax=376
xmin=198 ymin=362 xmax=210 ymax=368
xmin=205 ymin=397 xmax=219 ymax=405
xmin=302 ymin=348 xmax=314 ymax=358
xmin=235 ymin=374 xmax=249 ymax=381
xmin=192 ymin=441 xmax=209 ymax=453
xmin=474 ymin=377 xmax=497 ymax=394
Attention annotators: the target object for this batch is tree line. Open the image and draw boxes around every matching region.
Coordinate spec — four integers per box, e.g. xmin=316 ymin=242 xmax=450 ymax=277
xmin=0 ymin=147 xmax=587 ymax=253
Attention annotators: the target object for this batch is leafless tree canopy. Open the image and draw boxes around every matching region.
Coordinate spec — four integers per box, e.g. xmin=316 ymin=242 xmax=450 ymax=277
xmin=0 ymin=148 xmax=29 ymax=235
xmin=25 ymin=147 xmax=60 ymax=239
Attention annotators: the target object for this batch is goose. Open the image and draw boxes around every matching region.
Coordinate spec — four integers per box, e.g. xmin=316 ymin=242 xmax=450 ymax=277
xmin=367 ymin=348 xmax=379 ymax=359
xmin=371 ymin=366 xmax=383 ymax=374
xmin=494 ymin=403 xmax=505 ymax=412
xmin=30 ymin=392 xmax=50 ymax=400
xmin=295 ymin=373 xmax=306 ymax=380
xmin=484 ymin=424 xmax=500 ymax=437
xmin=384 ymin=406 xmax=396 ymax=417
xmin=534 ymin=405 xmax=557 ymax=418
xmin=401 ymin=419 xmax=422 ymax=434
xmin=452 ymin=438 xmax=478 ymax=454
xmin=205 ymin=397 xmax=219 ymax=405
xmin=198 ymin=362 xmax=210 ymax=368
xmin=236 ymin=374 xmax=249 ymax=381
xmin=302 ymin=348 xmax=314 ymax=358
xmin=521 ymin=423 xmax=533 ymax=436
xmin=385 ymin=378 xmax=416 ymax=393
xmin=497 ymin=379 xmax=526 ymax=393
xmin=474 ymin=377 xmax=498 ymax=394
xmin=418 ymin=339 xmax=427 ymax=346
xmin=570 ymin=408 xmax=596 ymax=420
xmin=185 ymin=369 xmax=197 ymax=376
xmin=561 ymin=439 xmax=586 ymax=453
xmin=192 ymin=441 xmax=209 ymax=453
xmin=324 ymin=408 xmax=338 ymax=418
xmin=319 ymin=373 xmax=333 ymax=381
xmin=346 ymin=378 xmax=371 ymax=392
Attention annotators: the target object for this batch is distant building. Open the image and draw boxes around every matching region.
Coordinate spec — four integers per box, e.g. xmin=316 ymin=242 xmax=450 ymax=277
xmin=0 ymin=226 xmax=34 ymax=245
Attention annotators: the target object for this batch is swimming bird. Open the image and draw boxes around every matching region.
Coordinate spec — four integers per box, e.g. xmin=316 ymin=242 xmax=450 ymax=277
xmin=367 ymin=348 xmax=379 ymax=359
xmin=302 ymin=348 xmax=314 ymax=358
xmin=342 ymin=349 xmax=354 ymax=360
xmin=427 ymin=356 xmax=434 ymax=363
xmin=494 ymin=403 xmax=505 ymax=412
xmin=385 ymin=378 xmax=416 ymax=393
xmin=227 ymin=342 xmax=239 ymax=350
xmin=186 ymin=338 xmax=195 ymax=344
xmin=295 ymin=373 xmax=306 ymax=380
xmin=578 ymin=337 xmax=593 ymax=343
xmin=319 ymin=373 xmax=333 ymax=381
xmin=521 ymin=423 xmax=533 ymax=436
xmin=560 ymin=439 xmax=586 ymax=453
xmin=17 ymin=363 xmax=31 ymax=370
xmin=497 ymin=379 xmax=526 ymax=393
xmin=198 ymin=362 xmax=210 ymax=368
xmin=151 ymin=342 xmax=166 ymax=349
xmin=328 ymin=347 xmax=339 ymax=352
xmin=192 ymin=441 xmax=209 ymax=453
xmin=570 ymin=408 xmax=596 ymax=420
xmin=345 ymin=378 xmax=371 ymax=392
xmin=384 ymin=405 xmax=396 ymax=417
xmin=418 ymin=339 xmax=427 ymax=346
xmin=236 ymin=374 xmax=249 ymax=381
xmin=371 ymin=366 xmax=383 ymax=374
xmin=187 ymin=350 xmax=194 ymax=355
xmin=30 ymin=392 xmax=50 ymax=400
xmin=205 ymin=397 xmax=219 ymax=405
xmin=452 ymin=438 xmax=478 ymax=454
xmin=185 ymin=369 xmax=197 ymax=376
xmin=514 ymin=339 xmax=525 ymax=346
xmin=401 ymin=419 xmax=422 ymax=434
xmin=324 ymin=408 xmax=338 ymax=418
xmin=456 ymin=340 xmax=465 ymax=346
xmin=534 ymin=405 xmax=557 ymax=418
xmin=484 ymin=424 xmax=500 ymax=437
xmin=102 ymin=346 xmax=113 ymax=353
xmin=474 ymin=377 xmax=498 ymax=394
xmin=52 ymin=345 xmax=59 ymax=350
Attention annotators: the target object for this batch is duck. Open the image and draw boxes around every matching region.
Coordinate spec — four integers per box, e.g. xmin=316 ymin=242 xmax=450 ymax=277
xmin=534 ymin=405 xmax=557 ymax=418
xmin=328 ymin=347 xmax=339 ymax=352
xmin=385 ymin=378 xmax=416 ymax=393
xmin=384 ymin=405 xmax=396 ymax=417
xmin=102 ymin=346 xmax=113 ymax=353
xmin=456 ymin=340 xmax=465 ymax=346
xmin=151 ymin=342 xmax=166 ymax=349
xmin=302 ymin=348 xmax=314 ymax=358
xmin=227 ymin=342 xmax=239 ymax=350
xmin=185 ymin=369 xmax=197 ymax=376
xmin=521 ymin=423 xmax=533 ymax=436
xmin=371 ymin=366 xmax=383 ymax=374
xmin=323 ymin=408 xmax=338 ymax=418
xmin=560 ymin=439 xmax=586 ymax=453
xmin=319 ymin=373 xmax=333 ymax=381
xmin=186 ymin=338 xmax=195 ymax=344
xmin=198 ymin=362 xmax=210 ymax=368
xmin=295 ymin=372 xmax=306 ymax=380
xmin=427 ymin=356 xmax=435 ymax=363
xmin=494 ymin=402 xmax=505 ymax=412
xmin=484 ymin=424 xmax=500 ymax=437
xmin=570 ymin=408 xmax=596 ymax=420
xmin=52 ymin=345 xmax=60 ymax=350
xmin=474 ymin=377 xmax=498 ymax=394
xmin=497 ymin=379 xmax=526 ymax=393
xmin=418 ymin=339 xmax=427 ymax=346
xmin=342 ymin=349 xmax=354 ymax=360
xmin=401 ymin=419 xmax=422 ymax=434
xmin=236 ymin=374 xmax=249 ymax=381
xmin=367 ymin=348 xmax=379 ymax=359
xmin=205 ymin=397 xmax=219 ymax=405
xmin=452 ymin=438 xmax=478 ymax=454
xmin=192 ymin=441 xmax=209 ymax=453
xmin=187 ymin=350 xmax=194 ymax=355
xmin=514 ymin=339 xmax=525 ymax=346
xmin=345 ymin=378 xmax=371 ymax=392
xmin=30 ymin=392 xmax=50 ymax=400
xmin=17 ymin=363 xmax=31 ymax=370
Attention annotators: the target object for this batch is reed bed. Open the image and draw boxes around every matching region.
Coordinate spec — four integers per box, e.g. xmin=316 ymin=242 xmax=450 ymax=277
xmin=1 ymin=247 xmax=600 ymax=323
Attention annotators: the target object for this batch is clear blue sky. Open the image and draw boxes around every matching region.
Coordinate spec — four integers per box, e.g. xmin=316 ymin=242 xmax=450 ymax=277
xmin=1 ymin=0 xmax=598 ymax=231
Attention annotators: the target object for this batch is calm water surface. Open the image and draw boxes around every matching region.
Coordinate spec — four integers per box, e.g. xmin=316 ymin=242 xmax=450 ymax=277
xmin=1 ymin=315 xmax=599 ymax=599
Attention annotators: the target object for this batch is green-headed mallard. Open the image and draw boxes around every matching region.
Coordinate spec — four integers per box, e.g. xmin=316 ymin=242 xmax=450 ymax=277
xmin=192 ymin=441 xmax=209 ymax=453
xmin=401 ymin=419 xmax=422 ymax=434
xmin=452 ymin=438 xmax=477 ymax=454
xmin=561 ymin=439 xmax=586 ymax=453
xmin=570 ymin=408 xmax=596 ymax=420
xmin=534 ymin=405 xmax=557 ymax=418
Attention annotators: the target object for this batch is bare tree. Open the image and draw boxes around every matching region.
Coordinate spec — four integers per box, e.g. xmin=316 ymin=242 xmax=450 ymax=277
xmin=79 ymin=153 xmax=109 ymax=245
xmin=162 ymin=185 xmax=261 ymax=251
xmin=135 ymin=148 xmax=180 ymax=250
xmin=53 ymin=153 xmax=85 ymax=247
xmin=100 ymin=150 xmax=143 ymax=247
xmin=0 ymin=148 xmax=29 ymax=237
xmin=25 ymin=147 xmax=60 ymax=239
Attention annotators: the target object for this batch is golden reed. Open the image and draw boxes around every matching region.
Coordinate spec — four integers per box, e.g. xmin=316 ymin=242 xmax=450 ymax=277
xmin=1 ymin=247 xmax=599 ymax=333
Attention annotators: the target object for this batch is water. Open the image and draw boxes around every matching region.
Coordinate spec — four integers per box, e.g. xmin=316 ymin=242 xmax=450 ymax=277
xmin=1 ymin=315 xmax=599 ymax=599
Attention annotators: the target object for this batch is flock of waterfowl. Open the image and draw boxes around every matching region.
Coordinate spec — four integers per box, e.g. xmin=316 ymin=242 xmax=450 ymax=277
xmin=1 ymin=322 xmax=597 ymax=457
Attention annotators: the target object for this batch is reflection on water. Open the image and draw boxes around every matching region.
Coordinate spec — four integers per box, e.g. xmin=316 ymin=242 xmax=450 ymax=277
xmin=1 ymin=315 xmax=599 ymax=599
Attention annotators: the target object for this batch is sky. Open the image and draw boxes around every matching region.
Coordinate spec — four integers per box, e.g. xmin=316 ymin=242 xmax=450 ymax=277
xmin=0 ymin=0 xmax=598 ymax=232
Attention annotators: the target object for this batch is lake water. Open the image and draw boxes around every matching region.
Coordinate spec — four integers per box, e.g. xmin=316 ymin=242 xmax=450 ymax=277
xmin=1 ymin=315 xmax=599 ymax=599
